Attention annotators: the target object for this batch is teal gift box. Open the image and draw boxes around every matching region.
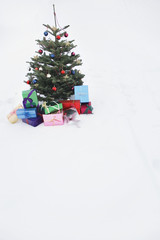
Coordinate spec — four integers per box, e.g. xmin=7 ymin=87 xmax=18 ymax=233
xmin=74 ymin=85 xmax=89 ymax=103
xmin=22 ymin=89 xmax=38 ymax=108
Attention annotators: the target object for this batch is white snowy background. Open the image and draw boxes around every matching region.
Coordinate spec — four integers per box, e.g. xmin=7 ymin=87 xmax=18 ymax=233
xmin=1 ymin=0 xmax=160 ymax=239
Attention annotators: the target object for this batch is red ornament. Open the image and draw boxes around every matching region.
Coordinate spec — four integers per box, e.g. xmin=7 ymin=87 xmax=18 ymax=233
xmin=27 ymin=80 xmax=30 ymax=84
xmin=56 ymin=35 xmax=61 ymax=40
xmin=38 ymin=49 xmax=43 ymax=54
xmin=71 ymin=52 xmax=75 ymax=56
xmin=52 ymin=87 xmax=57 ymax=91
xmin=35 ymin=67 xmax=39 ymax=70
xmin=64 ymin=32 xmax=68 ymax=37
xmin=61 ymin=70 xmax=65 ymax=74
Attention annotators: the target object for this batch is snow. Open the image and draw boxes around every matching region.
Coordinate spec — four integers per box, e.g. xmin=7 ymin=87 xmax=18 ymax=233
xmin=1 ymin=0 xmax=160 ymax=239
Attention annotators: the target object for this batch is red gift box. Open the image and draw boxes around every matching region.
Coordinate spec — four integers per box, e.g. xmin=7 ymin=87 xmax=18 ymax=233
xmin=80 ymin=102 xmax=93 ymax=114
xmin=59 ymin=100 xmax=81 ymax=114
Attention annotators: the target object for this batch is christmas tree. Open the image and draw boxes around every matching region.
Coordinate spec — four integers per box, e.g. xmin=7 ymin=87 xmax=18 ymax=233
xmin=25 ymin=5 xmax=85 ymax=103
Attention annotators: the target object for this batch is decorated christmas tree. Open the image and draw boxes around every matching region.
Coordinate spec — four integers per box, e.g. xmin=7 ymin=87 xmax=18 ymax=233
xmin=25 ymin=5 xmax=85 ymax=103
xmin=7 ymin=4 xmax=93 ymax=127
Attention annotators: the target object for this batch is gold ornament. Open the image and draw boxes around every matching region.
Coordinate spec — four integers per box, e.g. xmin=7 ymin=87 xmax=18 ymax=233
xmin=76 ymin=60 xmax=81 ymax=64
xmin=52 ymin=26 xmax=58 ymax=31
xmin=65 ymin=41 xmax=70 ymax=46
xmin=33 ymin=55 xmax=39 ymax=60
xmin=64 ymin=75 xmax=69 ymax=79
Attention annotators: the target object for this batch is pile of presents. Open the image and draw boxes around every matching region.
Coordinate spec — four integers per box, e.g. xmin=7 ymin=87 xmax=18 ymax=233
xmin=7 ymin=85 xmax=93 ymax=127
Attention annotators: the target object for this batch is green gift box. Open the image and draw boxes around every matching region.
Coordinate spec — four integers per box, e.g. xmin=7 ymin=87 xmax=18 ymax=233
xmin=22 ymin=89 xmax=39 ymax=108
xmin=42 ymin=102 xmax=63 ymax=114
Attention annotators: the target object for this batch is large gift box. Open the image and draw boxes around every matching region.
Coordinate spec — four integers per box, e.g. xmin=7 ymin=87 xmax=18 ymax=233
xmin=22 ymin=114 xmax=43 ymax=127
xmin=41 ymin=101 xmax=63 ymax=114
xmin=59 ymin=100 xmax=81 ymax=114
xmin=43 ymin=112 xmax=64 ymax=126
xmin=22 ymin=89 xmax=38 ymax=108
xmin=7 ymin=104 xmax=23 ymax=123
xmin=80 ymin=102 xmax=93 ymax=114
xmin=74 ymin=85 xmax=89 ymax=103
xmin=16 ymin=108 xmax=37 ymax=119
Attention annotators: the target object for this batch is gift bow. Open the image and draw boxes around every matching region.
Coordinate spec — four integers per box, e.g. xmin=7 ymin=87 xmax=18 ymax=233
xmin=49 ymin=116 xmax=61 ymax=124
xmin=23 ymin=89 xmax=35 ymax=108
xmin=42 ymin=102 xmax=50 ymax=114
xmin=83 ymin=104 xmax=93 ymax=114
xmin=42 ymin=101 xmax=60 ymax=114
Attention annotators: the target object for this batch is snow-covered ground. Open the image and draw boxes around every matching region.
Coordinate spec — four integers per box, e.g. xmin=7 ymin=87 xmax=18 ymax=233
xmin=1 ymin=0 xmax=160 ymax=239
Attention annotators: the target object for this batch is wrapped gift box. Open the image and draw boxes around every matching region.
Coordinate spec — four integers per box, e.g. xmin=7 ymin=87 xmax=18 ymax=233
xmin=63 ymin=107 xmax=78 ymax=122
xmin=22 ymin=114 xmax=43 ymax=127
xmin=22 ymin=89 xmax=38 ymax=108
xmin=43 ymin=112 xmax=64 ymax=126
xmin=59 ymin=100 xmax=81 ymax=114
xmin=7 ymin=104 xmax=23 ymax=123
xmin=41 ymin=102 xmax=63 ymax=114
xmin=16 ymin=108 xmax=37 ymax=119
xmin=80 ymin=102 xmax=93 ymax=114
xmin=74 ymin=85 xmax=89 ymax=103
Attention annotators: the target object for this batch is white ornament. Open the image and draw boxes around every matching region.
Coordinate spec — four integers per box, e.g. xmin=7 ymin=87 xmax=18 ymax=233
xmin=39 ymin=67 xmax=43 ymax=71
xmin=47 ymin=73 xmax=51 ymax=78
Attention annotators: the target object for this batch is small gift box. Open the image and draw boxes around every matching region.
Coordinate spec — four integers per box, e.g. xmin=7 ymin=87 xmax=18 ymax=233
xmin=7 ymin=104 xmax=23 ymax=124
xmin=22 ymin=89 xmax=38 ymax=108
xmin=74 ymin=85 xmax=89 ymax=103
xmin=16 ymin=108 xmax=37 ymax=119
xmin=59 ymin=100 xmax=81 ymax=114
xmin=41 ymin=101 xmax=63 ymax=114
xmin=43 ymin=112 xmax=64 ymax=126
xmin=22 ymin=114 xmax=43 ymax=127
xmin=80 ymin=102 xmax=93 ymax=114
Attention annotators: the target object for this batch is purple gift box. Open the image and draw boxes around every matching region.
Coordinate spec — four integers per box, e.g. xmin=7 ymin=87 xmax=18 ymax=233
xmin=22 ymin=114 xmax=43 ymax=127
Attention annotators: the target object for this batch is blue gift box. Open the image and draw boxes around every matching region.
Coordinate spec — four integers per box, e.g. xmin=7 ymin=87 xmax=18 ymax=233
xmin=16 ymin=108 xmax=37 ymax=119
xmin=22 ymin=114 xmax=43 ymax=127
xmin=74 ymin=85 xmax=89 ymax=103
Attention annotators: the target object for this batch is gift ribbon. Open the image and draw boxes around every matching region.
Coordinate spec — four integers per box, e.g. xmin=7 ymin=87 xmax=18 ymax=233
xmin=23 ymin=90 xmax=35 ymax=108
xmin=83 ymin=104 xmax=93 ymax=114
xmin=48 ymin=116 xmax=61 ymax=124
xmin=25 ymin=112 xmax=33 ymax=118
xmin=42 ymin=101 xmax=60 ymax=114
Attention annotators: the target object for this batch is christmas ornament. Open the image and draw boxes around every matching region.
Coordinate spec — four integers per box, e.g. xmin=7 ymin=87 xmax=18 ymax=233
xmin=52 ymin=26 xmax=57 ymax=31
xmin=39 ymin=67 xmax=43 ymax=71
xmin=71 ymin=52 xmax=75 ymax=56
xmin=27 ymin=80 xmax=30 ymax=84
xmin=38 ymin=49 xmax=43 ymax=54
xmin=52 ymin=86 xmax=57 ymax=91
xmin=33 ymin=79 xmax=37 ymax=84
xmin=33 ymin=55 xmax=39 ymax=60
xmin=61 ymin=70 xmax=65 ymax=74
xmin=65 ymin=41 xmax=70 ymax=46
xmin=35 ymin=67 xmax=39 ymax=70
xmin=64 ymin=32 xmax=68 ymax=37
xmin=64 ymin=75 xmax=69 ymax=79
xmin=71 ymin=70 xmax=75 ymax=75
xmin=56 ymin=35 xmax=61 ymax=40
xmin=50 ymin=54 xmax=55 ymax=58
xmin=76 ymin=60 xmax=81 ymax=64
xmin=44 ymin=31 xmax=48 ymax=36
xmin=47 ymin=73 xmax=51 ymax=78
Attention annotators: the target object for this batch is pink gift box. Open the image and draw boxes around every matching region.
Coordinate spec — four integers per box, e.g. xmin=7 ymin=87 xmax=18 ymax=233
xmin=43 ymin=112 xmax=64 ymax=126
